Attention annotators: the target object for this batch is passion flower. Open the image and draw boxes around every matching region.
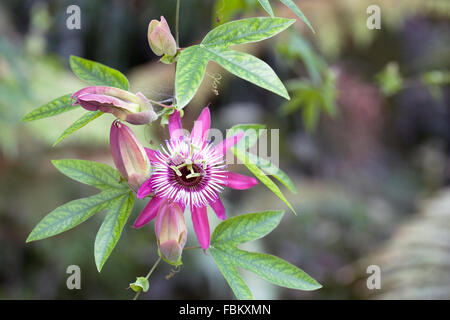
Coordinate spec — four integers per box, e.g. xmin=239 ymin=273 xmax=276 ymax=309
xmin=134 ymin=107 xmax=258 ymax=249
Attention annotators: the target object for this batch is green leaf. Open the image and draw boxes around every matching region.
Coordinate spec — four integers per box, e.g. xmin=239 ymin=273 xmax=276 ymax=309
xmin=22 ymin=94 xmax=78 ymax=121
xmin=213 ymin=245 xmax=322 ymax=291
xmin=257 ymin=0 xmax=274 ymax=17
xmin=175 ymin=18 xmax=294 ymax=107
xmin=202 ymin=46 xmax=289 ymax=99
xmin=303 ymin=100 xmax=320 ymax=132
xmin=53 ymin=111 xmax=103 ymax=146
xmin=279 ymin=0 xmax=315 ymax=33
xmin=209 ymin=247 xmax=254 ymax=300
xmin=175 ymin=46 xmax=209 ymax=109
xmin=209 ymin=211 xmax=321 ymax=299
xmin=52 ymin=159 xmax=127 ymax=191
xmin=130 ymin=277 xmax=149 ymax=293
xmin=287 ymin=32 xmax=323 ymax=84
xmin=211 ymin=210 xmax=284 ymax=245
xmin=69 ymin=55 xmax=129 ymax=90
xmin=26 ymin=189 xmax=128 ymax=242
xmin=228 ymin=124 xmax=297 ymax=193
xmin=202 ymin=17 xmax=294 ymax=47
xmin=94 ymin=191 xmax=134 ymax=272
xmin=246 ymin=152 xmax=297 ymax=193
xmin=232 ymin=146 xmax=296 ymax=214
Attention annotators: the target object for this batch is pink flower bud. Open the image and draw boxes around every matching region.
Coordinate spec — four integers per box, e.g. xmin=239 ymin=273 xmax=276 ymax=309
xmin=155 ymin=201 xmax=187 ymax=265
xmin=72 ymin=86 xmax=157 ymax=125
xmin=147 ymin=16 xmax=177 ymax=57
xmin=110 ymin=120 xmax=151 ymax=192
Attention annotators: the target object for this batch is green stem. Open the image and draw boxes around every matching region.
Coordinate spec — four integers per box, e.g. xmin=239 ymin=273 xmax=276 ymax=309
xmin=173 ymin=0 xmax=181 ymax=107
xmin=133 ymin=257 xmax=162 ymax=300
xmin=175 ymin=0 xmax=180 ymax=48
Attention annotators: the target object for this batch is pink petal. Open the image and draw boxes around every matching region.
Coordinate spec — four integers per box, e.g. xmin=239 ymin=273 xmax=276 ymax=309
xmin=137 ymin=179 xmax=153 ymax=199
xmin=72 ymin=86 xmax=109 ymax=99
xmin=150 ymin=25 xmax=177 ymax=57
xmin=144 ymin=148 xmax=159 ymax=162
xmin=133 ymin=196 xmax=165 ymax=228
xmin=159 ymin=16 xmax=172 ymax=34
xmin=126 ymin=110 xmax=157 ymax=125
xmin=191 ymin=205 xmax=210 ymax=250
xmin=110 ymin=120 xmax=151 ymax=189
xmin=209 ymin=197 xmax=226 ymax=220
xmin=75 ymin=94 xmax=133 ymax=118
xmin=177 ymin=201 xmax=186 ymax=213
xmin=110 ymin=121 xmax=124 ymax=177
xmin=225 ymin=172 xmax=258 ymax=190
xmin=213 ymin=132 xmax=244 ymax=157
xmin=154 ymin=200 xmax=170 ymax=238
xmin=159 ymin=240 xmax=182 ymax=263
xmin=72 ymin=86 xmax=138 ymax=103
xmin=73 ymin=97 xmax=103 ymax=112
xmin=147 ymin=20 xmax=159 ymax=39
xmin=168 ymin=110 xmax=183 ymax=140
xmin=78 ymin=93 xmax=126 ymax=108
xmin=190 ymin=106 xmax=210 ymax=143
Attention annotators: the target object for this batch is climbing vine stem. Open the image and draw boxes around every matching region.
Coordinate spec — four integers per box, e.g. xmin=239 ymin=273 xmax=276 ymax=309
xmin=133 ymin=257 xmax=162 ymax=300
xmin=175 ymin=0 xmax=180 ymax=47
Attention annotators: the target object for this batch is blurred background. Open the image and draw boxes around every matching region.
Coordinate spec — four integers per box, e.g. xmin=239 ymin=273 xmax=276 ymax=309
xmin=0 ymin=0 xmax=449 ymax=299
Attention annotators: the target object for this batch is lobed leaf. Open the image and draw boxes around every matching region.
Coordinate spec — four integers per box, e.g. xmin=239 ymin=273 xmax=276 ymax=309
xmin=202 ymin=17 xmax=294 ymax=47
xmin=94 ymin=191 xmax=134 ymax=272
xmin=53 ymin=111 xmax=103 ymax=146
xmin=209 ymin=211 xmax=321 ymax=299
xmin=52 ymin=159 xmax=127 ymax=191
xmin=22 ymin=94 xmax=78 ymax=121
xmin=70 ymin=55 xmax=129 ymax=90
xmin=213 ymin=244 xmax=322 ymax=291
xmin=26 ymin=189 xmax=128 ymax=242
xmin=175 ymin=18 xmax=295 ymax=107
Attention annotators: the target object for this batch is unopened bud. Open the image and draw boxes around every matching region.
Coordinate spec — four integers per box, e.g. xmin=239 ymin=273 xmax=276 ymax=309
xmin=147 ymin=16 xmax=177 ymax=57
xmin=72 ymin=86 xmax=157 ymax=125
xmin=110 ymin=120 xmax=151 ymax=192
xmin=155 ymin=201 xmax=187 ymax=266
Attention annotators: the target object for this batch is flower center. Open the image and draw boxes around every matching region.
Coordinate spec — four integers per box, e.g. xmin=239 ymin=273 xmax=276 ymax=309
xmin=150 ymin=138 xmax=226 ymax=208
xmin=174 ymin=163 xmax=204 ymax=187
